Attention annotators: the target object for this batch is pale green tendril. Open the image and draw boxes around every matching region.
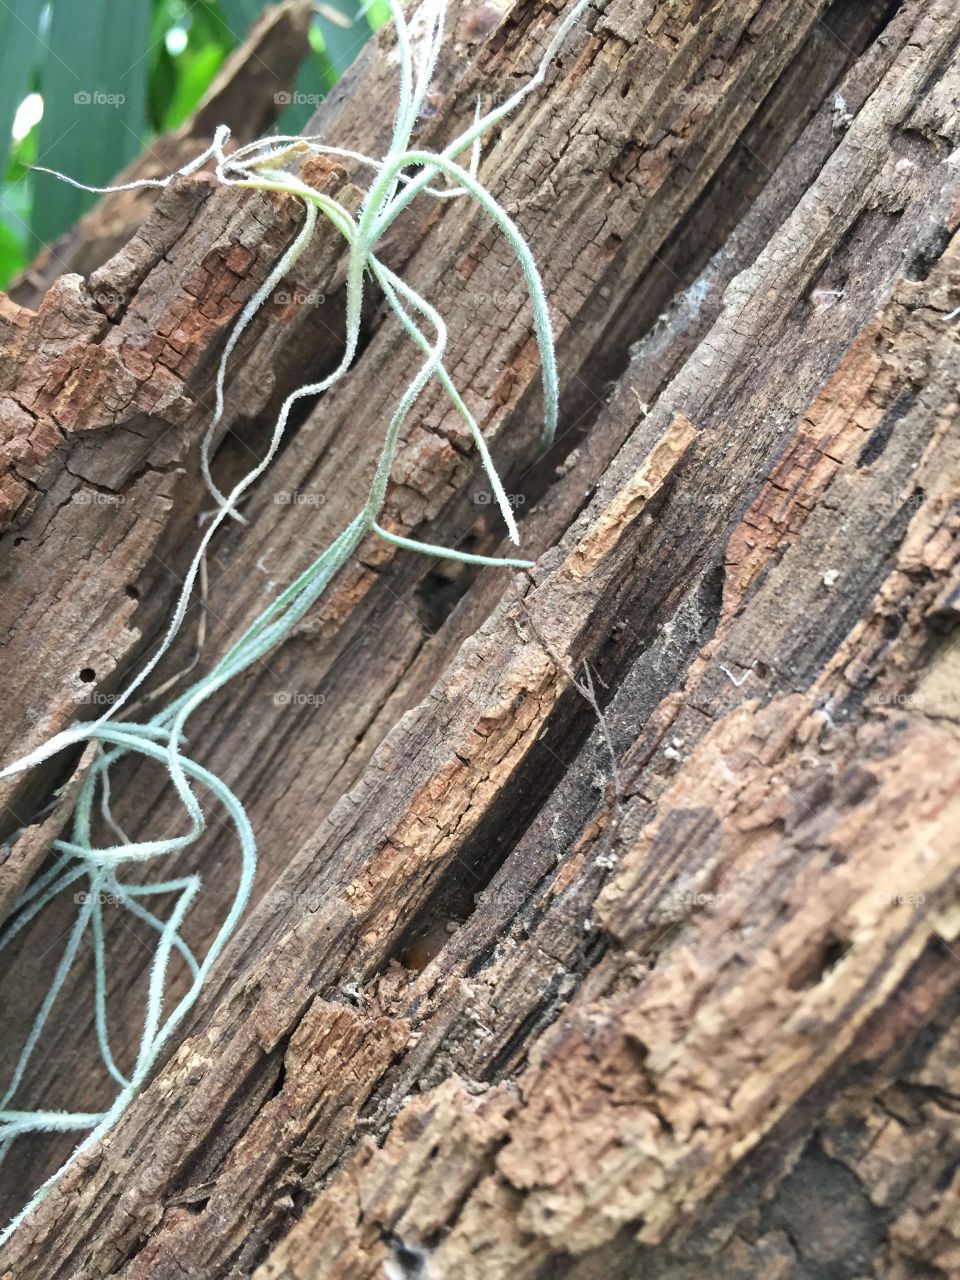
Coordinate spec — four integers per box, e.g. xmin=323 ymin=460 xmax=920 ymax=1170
xmin=0 ymin=0 xmax=592 ymax=1244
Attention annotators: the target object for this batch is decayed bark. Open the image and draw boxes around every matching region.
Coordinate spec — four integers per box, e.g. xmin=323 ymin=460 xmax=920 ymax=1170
xmin=1 ymin=0 xmax=959 ymax=1276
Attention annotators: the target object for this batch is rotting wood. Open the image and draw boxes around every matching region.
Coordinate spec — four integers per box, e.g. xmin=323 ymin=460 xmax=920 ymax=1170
xmin=1 ymin=0 xmax=959 ymax=1276
xmin=4 ymin=0 xmax=880 ymax=1126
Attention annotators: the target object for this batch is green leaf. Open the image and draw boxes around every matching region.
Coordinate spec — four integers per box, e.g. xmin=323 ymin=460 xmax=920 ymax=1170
xmin=185 ymin=0 xmax=235 ymax=50
xmin=0 ymin=172 xmax=33 ymax=285
xmin=7 ymin=119 xmax=39 ymax=186
xmin=148 ymin=44 xmax=179 ymax=134
xmin=315 ymin=1 xmax=368 ymax=77
xmin=32 ymin=0 xmax=153 ymax=245
xmin=0 ymin=0 xmax=44 ymax=182
xmin=2 ymin=170 xmax=33 ymax=228
xmin=278 ymin=44 xmax=336 ymax=134
xmin=0 ymin=210 xmax=29 ymax=286
xmin=150 ymin=1 xmax=235 ymax=131
xmin=364 ymin=0 xmax=391 ymax=31
xmin=147 ymin=0 xmax=182 ymax=132
xmin=277 ymin=2 xmax=373 ymax=134
xmin=216 ymin=0 xmax=266 ymax=41
xmin=162 ymin=43 xmax=227 ymax=130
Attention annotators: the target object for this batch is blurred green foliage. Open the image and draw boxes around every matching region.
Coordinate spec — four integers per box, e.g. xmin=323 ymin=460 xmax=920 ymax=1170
xmin=0 ymin=0 xmax=391 ymax=286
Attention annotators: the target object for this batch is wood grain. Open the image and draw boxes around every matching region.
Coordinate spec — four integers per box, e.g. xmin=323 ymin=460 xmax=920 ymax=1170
xmin=1 ymin=0 xmax=959 ymax=1275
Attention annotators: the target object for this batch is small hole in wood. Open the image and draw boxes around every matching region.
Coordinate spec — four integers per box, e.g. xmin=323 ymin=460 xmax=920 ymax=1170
xmin=788 ymin=934 xmax=850 ymax=990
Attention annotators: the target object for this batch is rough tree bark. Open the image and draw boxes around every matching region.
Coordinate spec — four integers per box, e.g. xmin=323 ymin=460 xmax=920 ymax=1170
xmin=1 ymin=0 xmax=959 ymax=1276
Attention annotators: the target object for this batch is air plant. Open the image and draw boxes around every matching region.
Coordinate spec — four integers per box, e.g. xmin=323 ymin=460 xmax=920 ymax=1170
xmin=0 ymin=0 xmax=592 ymax=1242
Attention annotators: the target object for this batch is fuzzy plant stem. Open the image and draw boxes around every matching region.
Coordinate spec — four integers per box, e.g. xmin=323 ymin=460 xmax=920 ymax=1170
xmin=0 ymin=0 xmax=593 ymax=1245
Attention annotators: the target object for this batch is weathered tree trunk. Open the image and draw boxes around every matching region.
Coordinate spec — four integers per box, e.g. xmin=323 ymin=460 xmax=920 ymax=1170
xmin=1 ymin=1 xmax=959 ymax=1276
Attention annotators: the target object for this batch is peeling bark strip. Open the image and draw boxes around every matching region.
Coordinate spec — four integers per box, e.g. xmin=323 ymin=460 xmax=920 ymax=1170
xmin=2 ymin=0 xmax=960 ymax=1275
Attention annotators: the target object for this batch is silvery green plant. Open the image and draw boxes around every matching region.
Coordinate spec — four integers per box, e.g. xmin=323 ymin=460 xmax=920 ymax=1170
xmin=0 ymin=0 xmax=592 ymax=1242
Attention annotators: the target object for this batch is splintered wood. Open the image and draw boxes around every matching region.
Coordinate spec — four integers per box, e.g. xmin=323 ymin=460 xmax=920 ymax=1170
xmin=1 ymin=1 xmax=959 ymax=1276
